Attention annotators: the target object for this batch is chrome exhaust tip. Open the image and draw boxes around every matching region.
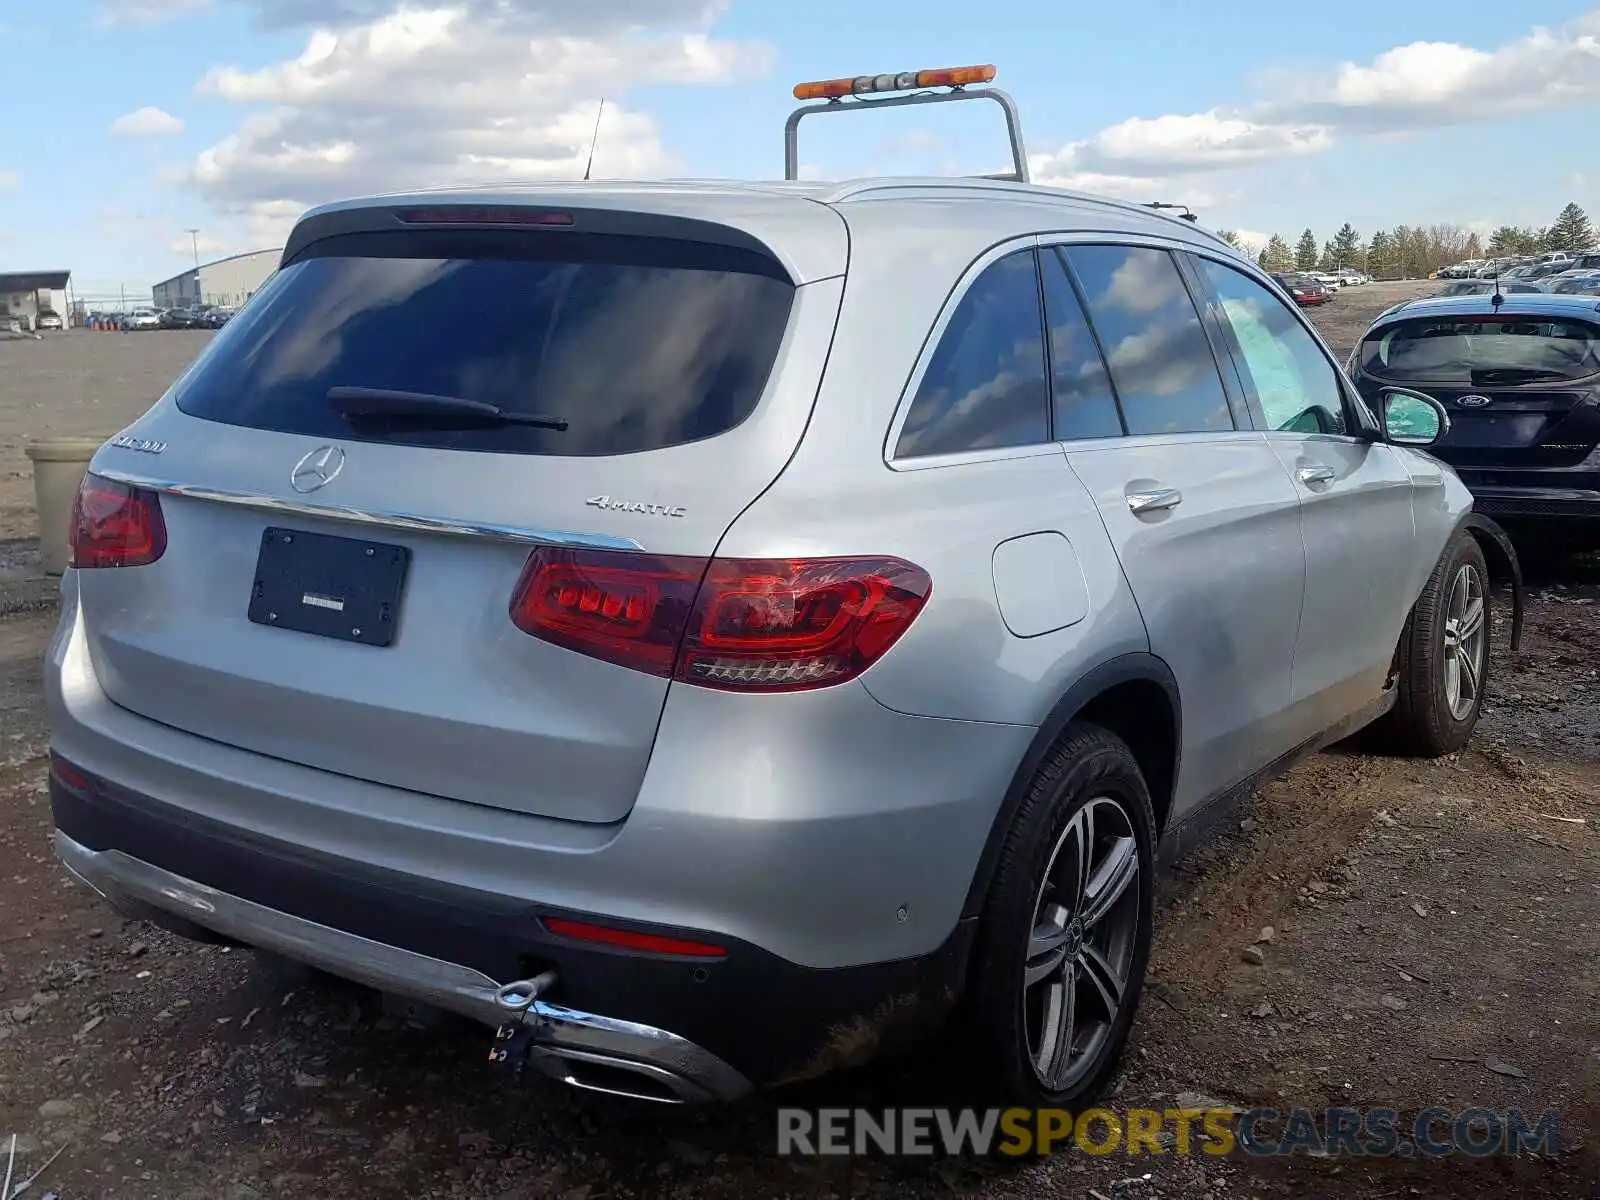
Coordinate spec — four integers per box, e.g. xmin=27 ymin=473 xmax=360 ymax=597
xmin=526 ymin=1046 xmax=715 ymax=1104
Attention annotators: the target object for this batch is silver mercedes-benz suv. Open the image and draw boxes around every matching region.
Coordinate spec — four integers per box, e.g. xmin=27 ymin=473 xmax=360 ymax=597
xmin=47 ymin=68 xmax=1521 ymax=1107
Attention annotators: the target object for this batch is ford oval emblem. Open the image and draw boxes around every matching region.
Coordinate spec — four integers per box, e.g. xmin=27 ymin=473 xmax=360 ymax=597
xmin=1457 ymin=394 xmax=1493 ymax=409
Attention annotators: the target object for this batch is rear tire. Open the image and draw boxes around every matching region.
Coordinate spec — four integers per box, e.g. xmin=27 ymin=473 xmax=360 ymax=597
xmin=966 ymin=722 xmax=1156 ymax=1108
xmin=1380 ymin=532 xmax=1491 ymax=757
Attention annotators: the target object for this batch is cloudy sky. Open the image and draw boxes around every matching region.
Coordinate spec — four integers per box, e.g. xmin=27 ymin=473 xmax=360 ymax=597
xmin=2 ymin=2 xmax=1597 ymax=302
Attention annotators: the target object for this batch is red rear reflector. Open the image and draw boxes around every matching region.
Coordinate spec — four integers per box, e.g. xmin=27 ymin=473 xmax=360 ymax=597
xmin=397 ymin=208 xmax=574 ymax=227
xmin=509 ymin=549 xmax=931 ymax=692
xmin=69 ymin=472 xmax=167 ymax=569
xmin=543 ymin=917 xmax=727 ymax=959
xmin=49 ymin=754 xmax=93 ymax=792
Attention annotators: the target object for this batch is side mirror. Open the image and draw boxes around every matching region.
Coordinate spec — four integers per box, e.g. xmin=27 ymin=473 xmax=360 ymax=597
xmin=1379 ymin=387 xmax=1450 ymax=447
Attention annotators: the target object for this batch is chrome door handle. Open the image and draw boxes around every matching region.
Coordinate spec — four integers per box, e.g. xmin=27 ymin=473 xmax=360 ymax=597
xmin=1126 ymin=488 xmax=1183 ymax=514
xmin=1296 ymin=464 xmax=1337 ymax=486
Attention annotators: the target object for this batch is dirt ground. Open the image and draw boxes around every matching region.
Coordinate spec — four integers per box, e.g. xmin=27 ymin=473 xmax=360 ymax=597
xmin=0 ymin=285 xmax=1596 ymax=1199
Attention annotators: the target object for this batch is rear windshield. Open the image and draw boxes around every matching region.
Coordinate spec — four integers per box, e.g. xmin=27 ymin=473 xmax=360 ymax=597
xmin=1359 ymin=316 xmax=1600 ymax=383
xmin=171 ymin=229 xmax=795 ymax=456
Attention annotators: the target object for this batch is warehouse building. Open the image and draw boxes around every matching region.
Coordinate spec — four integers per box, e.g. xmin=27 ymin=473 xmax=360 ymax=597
xmin=152 ymin=248 xmax=280 ymax=309
xmin=0 ymin=270 xmax=72 ymax=330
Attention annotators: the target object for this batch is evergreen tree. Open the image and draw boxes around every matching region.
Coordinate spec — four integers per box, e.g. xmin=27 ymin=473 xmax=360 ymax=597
xmin=1366 ymin=230 xmax=1395 ymax=280
xmin=1294 ymin=228 xmax=1319 ymax=271
xmin=1218 ymin=229 xmax=1243 ymax=250
xmin=1464 ymin=231 xmax=1484 ymax=260
xmin=1317 ymin=241 xmax=1337 ymax=272
xmin=1262 ymin=234 xmax=1294 ymax=272
xmin=1487 ymin=225 xmax=1539 ymax=256
xmin=1545 ymin=202 xmax=1595 ymax=251
xmin=1330 ymin=223 xmax=1363 ymax=269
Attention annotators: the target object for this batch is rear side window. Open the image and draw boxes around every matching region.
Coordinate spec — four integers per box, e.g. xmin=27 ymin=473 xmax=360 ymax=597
xmin=895 ymin=250 xmax=1049 ymax=458
xmin=1359 ymin=316 xmax=1600 ymax=383
xmin=170 ymin=229 xmax=795 ymax=457
xmin=1064 ymin=246 xmax=1234 ymax=436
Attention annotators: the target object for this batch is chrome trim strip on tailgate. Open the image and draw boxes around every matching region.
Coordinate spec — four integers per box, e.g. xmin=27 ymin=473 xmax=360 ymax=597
xmin=54 ymin=832 xmax=752 ymax=1100
xmin=94 ymin=469 xmax=645 ymax=551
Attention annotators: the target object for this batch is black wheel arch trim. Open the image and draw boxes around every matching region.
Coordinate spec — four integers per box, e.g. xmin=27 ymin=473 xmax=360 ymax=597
xmin=960 ymin=652 xmax=1181 ymax=920
xmin=1458 ymin=512 xmax=1524 ymax=652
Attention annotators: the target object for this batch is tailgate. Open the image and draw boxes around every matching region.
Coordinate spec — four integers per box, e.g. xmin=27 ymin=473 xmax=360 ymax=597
xmin=74 ymin=202 xmax=845 ymax=823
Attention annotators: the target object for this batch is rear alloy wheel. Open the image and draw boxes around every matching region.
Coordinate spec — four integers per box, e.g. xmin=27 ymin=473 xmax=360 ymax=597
xmin=1381 ymin=531 xmax=1492 ymax=756
xmin=1023 ymin=796 xmax=1142 ymax=1093
xmin=969 ymin=722 xmax=1155 ymax=1107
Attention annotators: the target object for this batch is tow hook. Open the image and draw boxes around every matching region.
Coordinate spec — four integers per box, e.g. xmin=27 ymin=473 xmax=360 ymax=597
xmin=487 ymin=970 xmax=558 ymax=1080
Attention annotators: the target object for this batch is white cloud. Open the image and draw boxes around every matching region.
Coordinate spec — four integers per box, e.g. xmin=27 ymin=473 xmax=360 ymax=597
xmin=167 ymin=231 xmax=234 ymax=257
xmin=110 ymin=106 xmax=185 ymax=137
xmin=1031 ymin=11 xmax=1600 ymax=204
xmin=1228 ymin=229 xmax=1272 ymax=254
xmin=181 ymin=1 xmax=770 ymax=243
xmin=94 ymin=0 xmax=211 ymax=27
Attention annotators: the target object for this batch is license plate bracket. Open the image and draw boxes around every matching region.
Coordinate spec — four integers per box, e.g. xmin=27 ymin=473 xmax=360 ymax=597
xmin=248 ymin=527 xmax=410 ymax=647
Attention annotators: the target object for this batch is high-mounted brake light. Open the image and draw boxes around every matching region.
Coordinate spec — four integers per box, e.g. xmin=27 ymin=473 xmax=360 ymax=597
xmin=543 ymin=917 xmax=727 ymax=959
xmin=509 ymin=548 xmax=932 ymax=692
xmin=397 ymin=208 xmax=574 ymax=227
xmin=792 ymin=64 xmax=997 ymax=101
xmin=69 ymin=472 xmax=167 ymax=569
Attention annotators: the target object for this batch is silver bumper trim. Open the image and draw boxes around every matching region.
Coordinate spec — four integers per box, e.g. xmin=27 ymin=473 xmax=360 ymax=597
xmin=54 ymin=831 xmax=752 ymax=1101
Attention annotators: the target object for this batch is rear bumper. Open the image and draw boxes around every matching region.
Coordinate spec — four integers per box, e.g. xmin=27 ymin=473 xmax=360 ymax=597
xmin=1463 ymin=483 xmax=1600 ymax=525
xmin=51 ymin=763 xmax=975 ymax=1094
xmin=45 ymin=583 xmax=1014 ymax=1090
xmin=55 ymin=828 xmax=750 ymax=1101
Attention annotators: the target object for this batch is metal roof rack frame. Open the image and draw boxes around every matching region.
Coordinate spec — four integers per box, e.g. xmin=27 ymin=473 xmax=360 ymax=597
xmin=784 ymin=66 xmax=1029 ymax=185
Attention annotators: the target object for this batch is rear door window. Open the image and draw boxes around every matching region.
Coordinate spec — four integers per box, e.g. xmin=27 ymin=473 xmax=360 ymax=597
xmin=1063 ymin=245 xmax=1235 ymax=436
xmin=894 ymin=249 xmax=1049 ymax=458
xmin=1040 ymin=249 xmax=1124 ymax=440
xmin=170 ymin=229 xmax=795 ymax=457
xmin=1359 ymin=316 xmax=1600 ymax=384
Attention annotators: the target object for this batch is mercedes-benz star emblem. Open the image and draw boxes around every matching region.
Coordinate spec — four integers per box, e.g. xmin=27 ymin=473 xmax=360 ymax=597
xmin=1457 ymin=394 xmax=1493 ymax=409
xmin=290 ymin=445 xmax=346 ymax=493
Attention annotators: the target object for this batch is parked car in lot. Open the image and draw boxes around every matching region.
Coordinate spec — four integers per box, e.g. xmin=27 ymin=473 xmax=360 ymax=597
xmin=1546 ymin=272 xmax=1600 ymax=296
xmin=125 ymin=308 xmax=162 ymax=330
xmin=1335 ymin=269 xmax=1370 ymax=286
xmin=1348 ymin=292 xmax=1600 ymax=557
xmin=36 ymin=309 xmax=65 ymax=331
xmin=1272 ymin=272 xmax=1332 ymax=306
xmin=1433 ymin=279 xmax=1544 ymax=298
xmin=48 ymin=65 xmax=1521 ymax=1111
xmin=160 ymin=308 xmax=199 ymax=330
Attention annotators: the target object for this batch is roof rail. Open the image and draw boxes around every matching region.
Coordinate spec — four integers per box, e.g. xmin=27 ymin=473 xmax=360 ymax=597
xmin=784 ymin=65 xmax=1029 ymax=184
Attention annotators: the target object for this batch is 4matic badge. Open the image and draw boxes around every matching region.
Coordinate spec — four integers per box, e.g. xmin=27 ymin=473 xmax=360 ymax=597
xmin=586 ymin=495 xmax=686 ymax=518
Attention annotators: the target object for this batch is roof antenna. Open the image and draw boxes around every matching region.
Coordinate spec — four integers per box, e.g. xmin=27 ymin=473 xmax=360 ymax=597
xmin=582 ymin=98 xmax=605 ymax=181
xmin=1491 ymin=263 xmax=1505 ymax=310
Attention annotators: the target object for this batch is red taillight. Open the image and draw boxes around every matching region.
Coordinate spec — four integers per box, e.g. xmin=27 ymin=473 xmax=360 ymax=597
xmin=543 ymin=917 xmax=726 ymax=959
xmin=508 ymin=549 xmax=931 ymax=692
xmin=69 ymin=473 xmax=167 ymax=569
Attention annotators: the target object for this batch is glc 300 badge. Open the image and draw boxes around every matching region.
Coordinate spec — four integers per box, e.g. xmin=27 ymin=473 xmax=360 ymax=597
xmin=586 ymin=495 xmax=686 ymax=518
xmin=110 ymin=433 xmax=167 ymax=455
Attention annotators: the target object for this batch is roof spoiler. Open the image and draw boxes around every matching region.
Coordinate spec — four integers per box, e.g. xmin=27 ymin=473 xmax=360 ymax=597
xmin=784 ymin=65 xmax=1030 ymax=184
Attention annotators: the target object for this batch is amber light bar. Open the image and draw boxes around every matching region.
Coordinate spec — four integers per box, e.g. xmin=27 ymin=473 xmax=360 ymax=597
xmin=793 ymin=64 xmax=997 ymax=101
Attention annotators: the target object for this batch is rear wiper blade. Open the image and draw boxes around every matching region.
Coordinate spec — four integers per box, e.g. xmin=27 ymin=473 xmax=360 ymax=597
xmin=1468 ymin=368 xmax=1568 ymax=384
xmin=327 ymin=386 xmax=569 ymax=430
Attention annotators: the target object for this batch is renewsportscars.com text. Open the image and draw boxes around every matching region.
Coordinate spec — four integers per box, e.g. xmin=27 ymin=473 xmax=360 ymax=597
xmin=776 ymin=1105 xmax=1562 ymax=1158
